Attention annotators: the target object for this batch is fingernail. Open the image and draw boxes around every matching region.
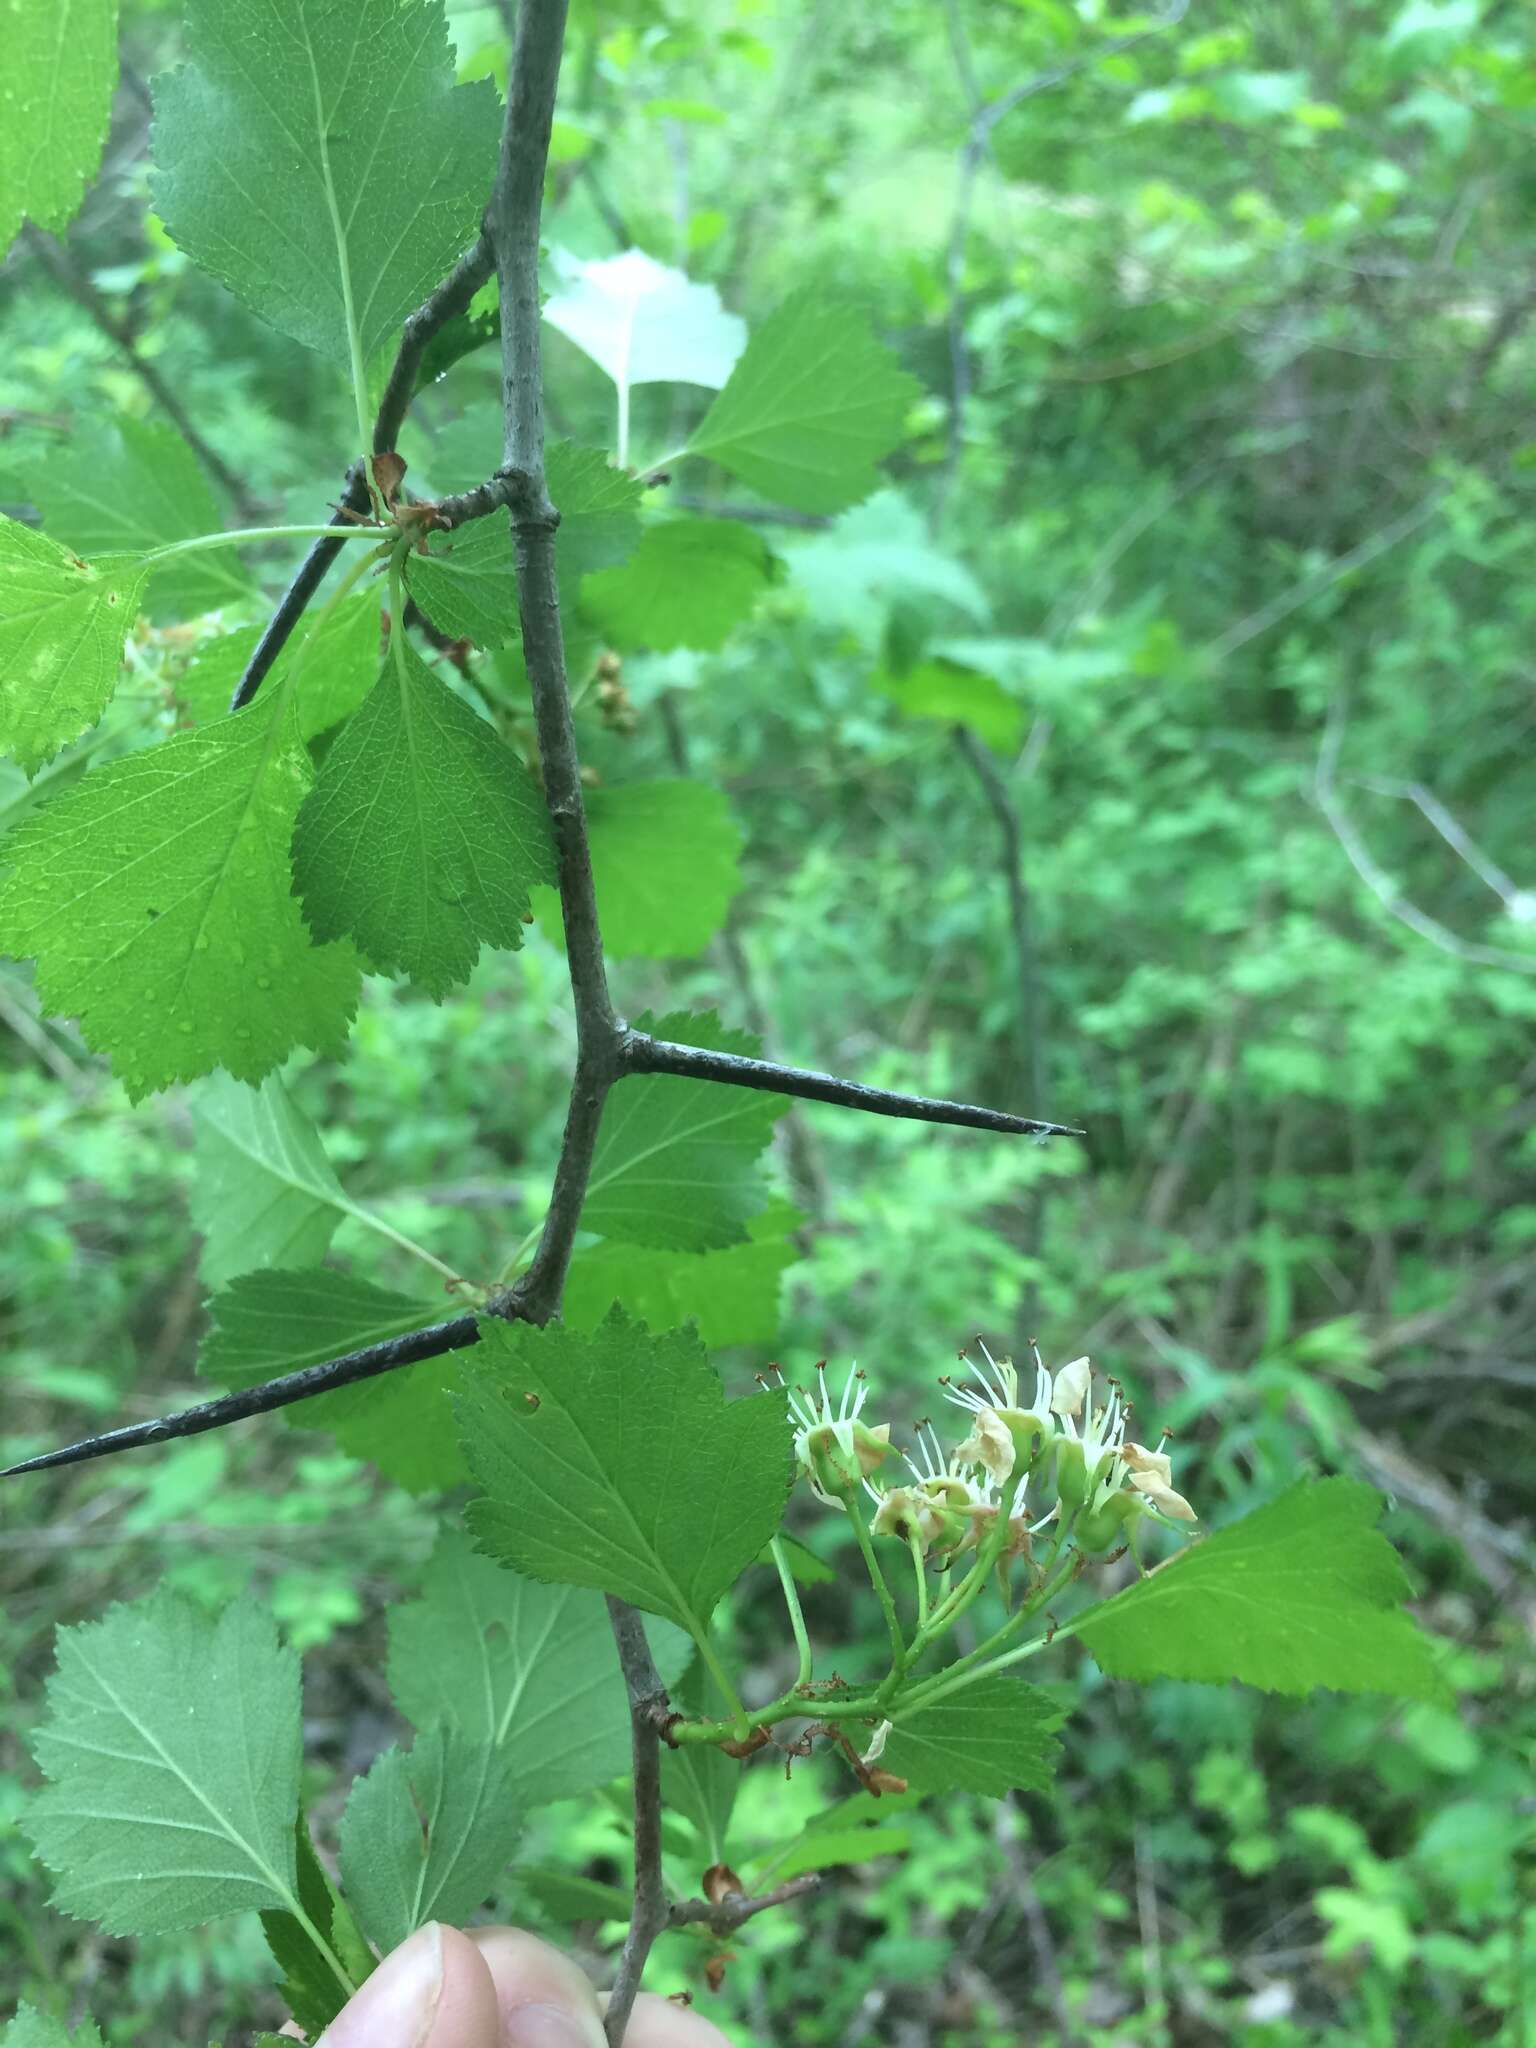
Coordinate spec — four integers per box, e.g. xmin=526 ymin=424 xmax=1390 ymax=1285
xmin=317 ymin=1922 xmax=445 ymax=2048
xmin=504 ymin=2004 xmax=606 ymax=2048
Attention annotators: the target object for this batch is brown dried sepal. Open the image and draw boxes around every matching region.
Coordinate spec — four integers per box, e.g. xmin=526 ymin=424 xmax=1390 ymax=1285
xmin=702 ymin=1863 xmax=744 ymax=1906
xmin=718 ymin=1726 xmax=770 ymax=1759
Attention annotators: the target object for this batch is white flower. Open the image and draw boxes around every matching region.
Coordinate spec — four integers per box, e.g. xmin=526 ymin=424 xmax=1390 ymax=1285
xmin=781 ymin=1361 xmax=889 ymax=1505
xmin=1049 ymin=1355 xmax=1092 ymax=1419
xmin=940 ymin=1340 xmax=1056 ymax=1488
xmin=954 ymin=1407 xmax=1015 ymax=1487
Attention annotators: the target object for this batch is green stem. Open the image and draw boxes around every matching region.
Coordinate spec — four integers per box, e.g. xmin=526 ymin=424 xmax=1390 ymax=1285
xmin=288 ymin=1899 xmax=356 ymax=2000
xmin=896 ymin=1546 xmax=1083 ymax=1716
xmin=772 ymin=1536 xmax=813 ymax=1690
xmin=138 ymin=523 xmax=392 ymax=565
xmin=846 ymin=1495 xmax=906 ymax=1676
xmin=907 ymin=1529 xmax=930 ymax=1633
xmin=690 ymin=1627 xmax=751 ymax=1743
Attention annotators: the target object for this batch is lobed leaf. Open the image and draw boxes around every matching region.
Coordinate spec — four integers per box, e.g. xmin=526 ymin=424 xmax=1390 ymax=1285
xmin=6 ymin=417 xmax=250 ymax=620
xmin=1 ymin=2014 xmax=105 ymax=2048
xmin=25 ymin=1588 xmax=303 ymax=1935
xmin=387 ymin=1529 xmax=692 ymax=1810
xmin=0 ymin=697 xmax=361 ymax=1096
xmin=1077 ymin=1477 xmax=1450 ymax=1700
xmin=564 ymin=1200 xmax=801 ymax=1348
xmin=583 ymin=1010 xmax=784 ymax=1252
xmin=189 ymin=1073 xmax=347 ymax=1286
xmin=292 ymin=633 xmax=555 ymax=996
xmin=338 ymin=1724 xmax=522 ymax=1955
xmin=571 ymin=779 xmax=744 ymax=962
xmin=686 ymin=292 xmax=920 ymax=513
xmin=883 ymin=1676 xmax=1065 ymax=1797
xmin=198 ymin=1267 xmax=462 ymax=1493
xmin=544 ymin=249 xmax=745 ymax=397
xmin=0 ymin=514 xmax=146 ymax=776
xmin=153 ymin=0 xmax=500 ymax=366
xmin=0 ymin=0 xmax=118 ymax=252
xmin=580 ymin=518 xmax=771 ymax=652
xmin=457 ymin=1308 xmax=793 ymax=1636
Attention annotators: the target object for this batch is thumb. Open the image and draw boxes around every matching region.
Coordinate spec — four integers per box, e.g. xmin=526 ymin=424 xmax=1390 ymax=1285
xmin=316 ymin=1923 xmax=500 ymax=2048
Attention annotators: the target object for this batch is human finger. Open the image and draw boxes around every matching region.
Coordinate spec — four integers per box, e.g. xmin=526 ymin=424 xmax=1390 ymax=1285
xmin=613 ymin=1990 xmax=739 ymax=2047
xmin=315 ymin=1922 xmax=500 ymax=2048
xmin=465 ymin=1925 xmax=607 ymax=2047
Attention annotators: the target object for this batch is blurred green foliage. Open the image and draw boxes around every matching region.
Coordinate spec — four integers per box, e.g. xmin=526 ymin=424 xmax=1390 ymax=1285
xmin=3 ymin=0 xmax=1535 ymax=2041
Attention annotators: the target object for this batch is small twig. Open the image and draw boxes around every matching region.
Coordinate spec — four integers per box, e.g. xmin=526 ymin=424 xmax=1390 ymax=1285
xmin=667 ymin=1874 xmax=822 ymax=1933
xmin=230 ymin=236 xmax=495 ymax=713
xmin=1349 ymin=774 xmax=1533 ymax=917
xmin=23 ymin=225 xmax=264 ymax=521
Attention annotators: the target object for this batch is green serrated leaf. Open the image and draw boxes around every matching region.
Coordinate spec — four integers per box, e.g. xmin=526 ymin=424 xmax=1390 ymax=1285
xmin=1077 ymin=1477 xmax=1450 ymax=1700
xmin=387 ymin=1529 xmax=692 ymax=1809
xmin=575 ymin=780 xmax=744 ymax=961
xmin=0 ymin=0 xmax=118 ymax=252
xmin=580 ymin=518 xmax=770 ymax=652
xmin=0 ymin=697 xmax=361 ymax=1097
xmin=763 ymin=1821 xmax=912 ymax=1882
xmin=458 ymin=1308 xmax=792 ymax=1636
xmin=292 ymin=633 xmax=554 ymax=996
xmin=686 ymin=292 xmax=920 ymax=513
xmin=152 ymin=0 xmax=500 ymax=367
xmin=198 ymin=1267 xmax=461 ymax=1493
xmin=565 ymin=1201 xmax=800 ymax=1348
xmin=405 ymin=442 xmax=644 ymax=650
xmin=259 ymin=1819 xmax=352 ymax=2042
xmin=583 ymin=1010 xmax=784 ymax=1252
xmin=190 ymin=1073 xmax=346 ymax=1285
xmin=883 ymin=1676 xmax=1065 ymax=1797
xmin=338 ymin=1723 xmax=522 ymax=1954
xmin=26 ymin=1587 xmax=303 ymax=1935
xmin=0 ymin=2011 xmax=105 ymax=2048
xmin=754 ymin=1530 xmax=835 ymax=1588
xmin=9 ymin=418 xmax=250 ymax=620
xmin=177 ymin=598 xmax=382 ymax=739
xmin=514 ymin=1867 xmax=631 ymax=1926
xmin=876 ymin=659 xmax=1024 ymax=755
xmin=0 ymin=513 xmax=147 ymax=776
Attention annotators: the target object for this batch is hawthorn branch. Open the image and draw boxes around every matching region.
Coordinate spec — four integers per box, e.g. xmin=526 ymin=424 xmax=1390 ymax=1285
xmin=229 ymin=233 xmax=494 ymax=713
xmin=605 ymin=1598 xmax=671 ymax=2047
xmin=668 ymin=1875 xmax=822 ymax=1934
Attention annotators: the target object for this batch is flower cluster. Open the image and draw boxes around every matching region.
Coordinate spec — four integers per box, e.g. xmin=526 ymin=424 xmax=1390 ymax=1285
xmin=779 ymin=1343 xmax=1195 ymax=1561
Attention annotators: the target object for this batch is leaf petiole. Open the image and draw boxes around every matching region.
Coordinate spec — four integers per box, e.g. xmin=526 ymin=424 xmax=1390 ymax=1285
xmin=771 ymin=1536 xmax=813 ymax=1690
xmin=136 ymin=523 xmax=393 ymax=566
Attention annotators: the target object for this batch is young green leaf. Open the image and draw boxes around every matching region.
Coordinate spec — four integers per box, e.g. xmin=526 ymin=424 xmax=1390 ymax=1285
xmin=0 ymin=514 xmax=146 ymax=776
xmin=0 ymin=0 xmax=117 ymax=252
xmin=883 ymin=1677 xmax=1065 ymax=1797
xmin=198 ymin=1268 xmax=462 ymax=1493
xmin=152 ymin=0 xmax=500 ymax=368
xmin=25 ymin=1587 xmax=307 ymax=1936
xmin=338 ymin=1725 xmax=521 ymax=1955
xmin=458 ymin=1309 xmax=793 ymax=1637
xmin=580 ymin=518 xmax=771 ymax=652
xmin=790 ymin=492 xmax=987 ymax=640
xmin=1077 ymin=1477 xmax=1450 ymax=1700
xmin=189 ymin=1074 xmax=348 ymax=1285
xmin=292 ymin=634 xmax=554 ymax=996
xmin=583 ymin=1010 xmax=785 ymax=1252
xmin=260 ymin=1821 xmax=355 ymax=2043
xmin=176 ymin=598 xmax=382 ymax=739
xmin=1 ymin=2013 xmax=104 ymax=2048
xmin=564 ymin=1201 xmax=801 ymax=1348
xmin=387 ymin=1530 xmax=692 ymax=1810
xmin=0 ymin=701 xmax=361 ymax=1098
xmin=9 ymin=417 xmax=250 ymax=619
xmin=404 ymin=442 xmax=644 ymax=650
xmin=875 ymin=659 xmax=1024 ymax=755
xmin=686 ymin=292 xmax=920 ymax=513
xmin=577 ymin=780 xmax=744 ymax=961
xmin=660 ymin=1672 xmax=741 ymax=1861
xmin=758 ymin=1820 xmax=912 ymax=1884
